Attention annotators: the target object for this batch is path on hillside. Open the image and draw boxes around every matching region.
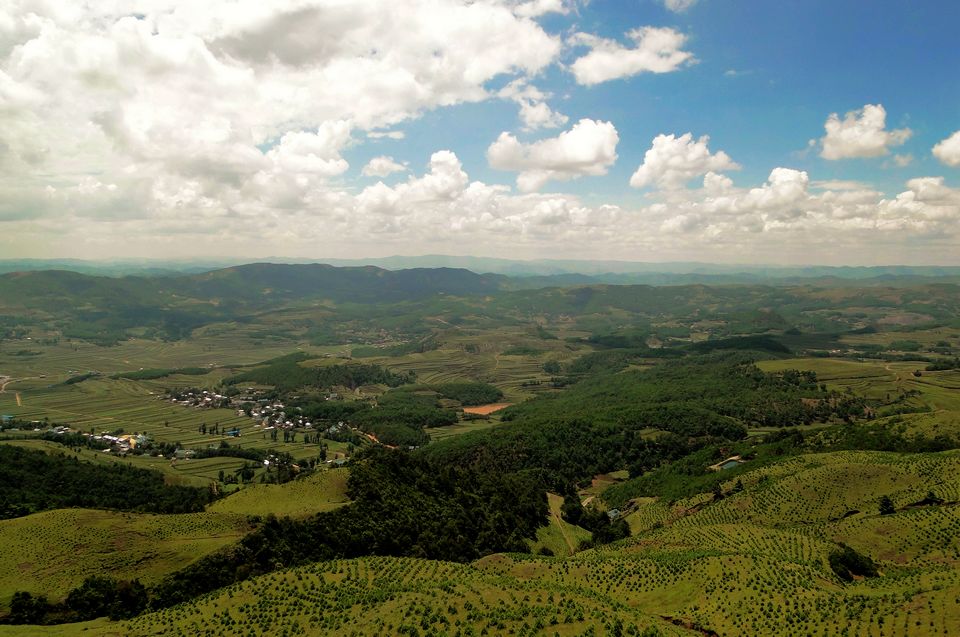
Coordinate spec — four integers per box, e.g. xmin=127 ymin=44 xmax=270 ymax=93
xmin=432 ymin=317 xmax=461 ymax=330
xmin=548 ymin=495 xmax=576 ymax=555
xmin=0 ymin=376 xmax=23 ymax=406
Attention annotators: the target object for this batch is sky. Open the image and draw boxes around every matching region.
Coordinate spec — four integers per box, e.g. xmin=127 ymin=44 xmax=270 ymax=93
xmin=1 ymin=0 xmax=959 ymax=265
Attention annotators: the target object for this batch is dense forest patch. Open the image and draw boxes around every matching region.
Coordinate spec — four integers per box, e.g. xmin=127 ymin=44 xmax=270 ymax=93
xmin=0 ymin=446 xmax=215 ymax=519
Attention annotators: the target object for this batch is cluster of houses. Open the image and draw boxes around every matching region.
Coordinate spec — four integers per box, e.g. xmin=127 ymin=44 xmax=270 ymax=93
xmin=17 ymin=422 xmax=152 ymax=455
xmin=93 ymin=432 xmax=150 ymax=452
xmin=168 ymin=387 xmax=353 ymax=437
xmin=169 ymin=389 xmax=231 ymax=409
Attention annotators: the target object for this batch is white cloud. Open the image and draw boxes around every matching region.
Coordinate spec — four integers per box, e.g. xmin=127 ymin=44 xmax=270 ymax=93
xmin=891 ymin=154 xmax=914 ymax=167
xmin=820 ymin=104 xmax=912 ymax=160
xmin=630 ymin=133 xmax=739 ymax=190
xmin=487 ymin=119 xmax=619 ymax=191
xmin=512 ymin=0 xmax=575 ymax=18
xmin=0 ymin=0 xmax=562 ymax=228
xmin=266 ymin=121 xmax=352 ymax=176
xmin=932 ymin=131 xmax=960 ymax=167
xmin=498 ymin=80 xmax=568 ymax=131
xmin=811 ymin=180 xmax=871 ymax=191
xmin=362 ymin=156 xmax=407 ymax=178
xmin=1 ymin=2 xmax=958 ymax=265
xmin=569 ymin=27 xmax=695 ymax=85
xmin=664 ymin=0 xmax=698 ymax=13
xmin=368 ymin=130 xmax=406 ymax=140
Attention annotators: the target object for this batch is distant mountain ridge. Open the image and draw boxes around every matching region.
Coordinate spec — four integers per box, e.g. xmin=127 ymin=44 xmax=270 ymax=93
xmin=3 ymin=256 xmax=960 ymax=284
xmin=0 ymin=263 xmax=504 ymax=308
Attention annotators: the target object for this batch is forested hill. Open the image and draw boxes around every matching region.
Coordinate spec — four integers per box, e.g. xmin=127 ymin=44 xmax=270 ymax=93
xmin=0 ymin=263 xmax=504 ymax=307
xmin=3 ymin=263 xmax=959 ymax=346
xmin=418 ymin=354 xmax=866 ymax=483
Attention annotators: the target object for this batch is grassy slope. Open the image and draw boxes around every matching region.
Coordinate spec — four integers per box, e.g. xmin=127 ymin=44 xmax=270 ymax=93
xmin=206 ymin=468 xmax=350 ymax=518
xmin=0 ymin=509 xmax=251 ymax=607
xmin=5 ymin=557 xmax=686 ymax=637
xmin=0 ymin=463 xmax=352 ymax=611
xmin=529 ymin=493 xmax=592 ymax=557
xmin=12 ymin=448 xmax=960 ymax=636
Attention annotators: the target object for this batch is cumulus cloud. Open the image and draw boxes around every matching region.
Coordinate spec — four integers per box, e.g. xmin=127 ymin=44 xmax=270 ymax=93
xmin=487 ymin=119 xmax=619 ymax=191
xmin=1 ymin=2 xmax=958 ymax=265
xmin=932 ymin=131 xmax=960 ymax=167
xmin=820 ymin=104 xmax=912 ymax=160
xmin=0 ymin=0 xmax=562 ymax=227
xmin=630 ymin=133 xmax=739 ymax=190
xmin=266 ymin=121 xmax=352 ymax=176
xmin=362 ymin=156 xmax=407 ymax=178
xmin=569 ymin=27 xmax=695 ymax=85
xmin=498 ymin=80 xmax=568 ymax=131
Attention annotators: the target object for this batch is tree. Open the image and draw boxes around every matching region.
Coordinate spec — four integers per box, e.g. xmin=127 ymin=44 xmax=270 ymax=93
xmin=712 ymin=482 xmax=724 ymax=501
xmin=8 ymin=591 xmax=50 ymax=624
xmin=879 ymin=495 xmax=895 ymax=515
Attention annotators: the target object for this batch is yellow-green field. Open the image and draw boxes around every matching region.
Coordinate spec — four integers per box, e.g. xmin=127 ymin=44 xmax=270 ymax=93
xmin=758 ymin=357 xmax=960 ymax=411
xmin=0 ymin=377 xmax=345 ymax=474
xmin=838 ymin=326 xmax=960 ymax=349
xmin=14 ymin=445 xmax=960 ymax=637
xmin=0 ymin=509 xmax=251 ymax=607
xmin=0 ymin=461 xmax=352 ymax=612
xmin=0 ymin=557 xmax=688 ymax=637
xmin=529 ymin=493 xmax=592 ymax=557
xmin=207 ymin=468 xmax=350 ymax=518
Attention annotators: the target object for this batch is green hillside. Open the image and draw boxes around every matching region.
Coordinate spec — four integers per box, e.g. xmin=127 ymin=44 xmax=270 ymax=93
xmin=8 ymin=448 xmax=960 ymax=636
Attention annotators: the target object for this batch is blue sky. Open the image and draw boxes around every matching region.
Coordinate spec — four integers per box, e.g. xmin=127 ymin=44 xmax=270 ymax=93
xmin=349 ymin=0 xmax=959 ymax=199
xmin=1 ymin=0 xmax=958 ymax=264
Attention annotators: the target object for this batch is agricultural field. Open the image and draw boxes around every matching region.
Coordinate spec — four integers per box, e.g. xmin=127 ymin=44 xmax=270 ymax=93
xmin=0 ymin=377 xmax=343 ymax=473
xmin=838 ymin=326 xmax=960 ymax=350
xmin=0 ymin=439 xmax=243 ymax=487
xmin=0 ymin=460 xmax=354 ymax=613
xmin=758 ymin=357 xmax=960 ymax=413
xmin=0 ymin=508 xmax=252 ymax=608
xmin=0 ymin=556 xmax=687 ymax=637
xmin=3 ymin=269 xmax=960 ymax=634
xmin=425 ymin=415 xmax=502 ymax=441
xmin=14 ymin=444 xmax=960 ymax=637
xmin=0 ymin=332 xmax=326 ymax=390
xmin=352 ymin=325 xmax=588 ymax=402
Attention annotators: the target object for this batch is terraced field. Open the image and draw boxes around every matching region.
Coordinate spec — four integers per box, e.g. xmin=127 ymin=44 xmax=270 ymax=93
xmin=0 ymin=377 xmax=338 ymax=476
xmin=758 ymin=357 xmax=960 ymax=411
xmin=595 ymin=449 xmax=960 ymax=634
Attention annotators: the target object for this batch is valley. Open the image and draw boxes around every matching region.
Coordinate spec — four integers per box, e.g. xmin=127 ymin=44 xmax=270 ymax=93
xmin=1 ymin=264 xmax=959 ymax=635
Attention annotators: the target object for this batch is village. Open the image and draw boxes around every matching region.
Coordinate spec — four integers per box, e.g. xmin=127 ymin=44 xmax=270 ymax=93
xmin=165 ymin=387 xmax=359 ymax=443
